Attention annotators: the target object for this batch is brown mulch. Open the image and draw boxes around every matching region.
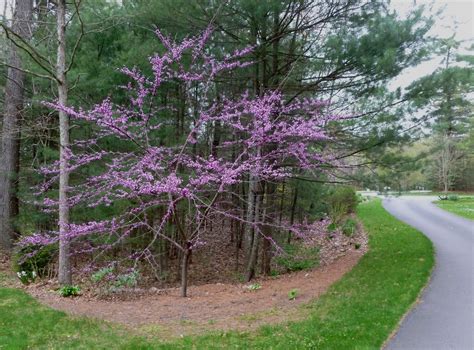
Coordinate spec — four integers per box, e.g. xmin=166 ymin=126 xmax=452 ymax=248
xmin=26 ymin=237 xmax=367 ymax=338
xmin=0 ymin=250 xmax=9 ymax=271
xmin=5 ymin=218 xmax=369 ymax=338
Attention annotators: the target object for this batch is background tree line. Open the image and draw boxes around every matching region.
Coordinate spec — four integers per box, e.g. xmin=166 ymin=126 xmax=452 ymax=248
xmin=0 ymin=0 xmax=470 ymax=292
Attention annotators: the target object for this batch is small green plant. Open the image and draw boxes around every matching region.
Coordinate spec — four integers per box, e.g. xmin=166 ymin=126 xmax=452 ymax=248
xmin=327 ymin=222 xmax=338 ymax=232
xmin=448 ymin=195 xmax=459 ymax=201
xmin=342 ymin=218 xmax=357 ymax=237
xmin=288 ymin=288 xmax=299 ymax=300
xmin=269 ymin=270 xmax=279 ymax=277
xmin=91 ymin=266 xmax=114 ymax=283
xmin=16 ymin=270 xmax=37 ymax=285
xmin=114 ymin=270 xmax=139 ymax=288
xmin=354 ymin=243 xmax=361 ymax=250
xmin=246 ymin=283 xmax=262 ymax=291
xmin=275 ymin=243 xmax=319 ymax=272
xmin=58 ymin=285 xmax=81 ymax=297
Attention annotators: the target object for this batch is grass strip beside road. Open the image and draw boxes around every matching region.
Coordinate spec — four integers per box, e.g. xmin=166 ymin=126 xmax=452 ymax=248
xmin=434 ymin=197 xmax=474 ymax=220
xmin=0 ymin=199 xmax=434 ymax=349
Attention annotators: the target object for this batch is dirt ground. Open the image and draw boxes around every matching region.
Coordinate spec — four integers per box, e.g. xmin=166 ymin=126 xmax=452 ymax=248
xmin=27 ymin=247 xmax=365 ymax=338
xmin=0 ymin=220 xmax=369 ymax=338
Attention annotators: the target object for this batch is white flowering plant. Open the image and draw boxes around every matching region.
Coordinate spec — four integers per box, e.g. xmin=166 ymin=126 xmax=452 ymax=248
xmin=16 ymin=270 xmax=37 ymax=285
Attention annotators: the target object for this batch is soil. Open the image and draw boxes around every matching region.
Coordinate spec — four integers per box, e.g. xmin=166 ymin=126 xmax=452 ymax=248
xmin=28 ymin=252 xmax=364 ymax=338
xmin=0 ymin=219 xmax=369 ymax=339
xmin=25 ymin=225 xmax=368 ymax=338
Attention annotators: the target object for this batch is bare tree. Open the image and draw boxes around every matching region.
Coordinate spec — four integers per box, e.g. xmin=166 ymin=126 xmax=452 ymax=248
xmin=437 ymin=134 xmax=462 ymax=193
xmin=56 ymin=0 xmax=71 ymax=285
xmin=0 ymin=0 xmax=33 ymax=250
xmin=0 ymin=0 xmax=83 ymax=284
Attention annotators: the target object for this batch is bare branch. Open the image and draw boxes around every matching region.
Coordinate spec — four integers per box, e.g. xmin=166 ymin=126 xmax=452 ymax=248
xmin=1 ymin=61 xmax=56 ymax=81
xmin=65 ymin=0 xmax=84 ymax=73
xmin=0 ymin=22 xmax=58 ymax=81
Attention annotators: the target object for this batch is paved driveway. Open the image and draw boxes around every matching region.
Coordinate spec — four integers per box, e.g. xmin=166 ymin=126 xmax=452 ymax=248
xmin=383 ymin=196 xmax=473 ymax=350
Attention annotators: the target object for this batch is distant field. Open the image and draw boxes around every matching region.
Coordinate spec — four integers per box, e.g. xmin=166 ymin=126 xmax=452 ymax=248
xmin=434 ymin=197 xmax=474 ymax=220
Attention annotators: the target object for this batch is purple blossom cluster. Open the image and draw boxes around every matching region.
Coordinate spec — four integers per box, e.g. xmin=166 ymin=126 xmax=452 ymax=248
xmin=23 ymin=27 xmax=344 ymax=270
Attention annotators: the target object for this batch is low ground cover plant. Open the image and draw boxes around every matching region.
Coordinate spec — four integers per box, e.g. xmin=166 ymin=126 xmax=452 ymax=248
xmin=275 ymin=243 xmax=319 ymax=272
xmin=288 ymin=288 xmax=299 ymax=300
xmin=16 ymin=270 xmax=36 ymax=285
xmin=246 ymin=283 xmax=262 ymax=291
xmin=342 ymin=218 xmax=357 ymax=237
xmin=58 ymin=285 xmax=81 ymax=297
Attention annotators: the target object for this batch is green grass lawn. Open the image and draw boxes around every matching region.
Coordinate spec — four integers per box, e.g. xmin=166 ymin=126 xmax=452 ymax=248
xmin=0 ymin=199 xmax=434 ymax=349
xmin=0 ymin=287 xmax=154 ymax=349
xmin=434 ymin=197 xmax=474 ymax=220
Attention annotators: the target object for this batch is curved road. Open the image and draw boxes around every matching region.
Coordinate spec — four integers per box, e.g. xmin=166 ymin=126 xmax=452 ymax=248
xmin=383 ymin=196 xmax=473 ymax=350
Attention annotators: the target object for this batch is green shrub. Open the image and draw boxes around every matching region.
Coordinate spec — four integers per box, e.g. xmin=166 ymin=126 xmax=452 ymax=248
xmin=13 ymin=244 xmax=56 ymax=278
xmin=276 ymin=243 xmax=319 ymax=272
xmin=327 ymin=186 xmax=358 ymax=224
xmin=328 ymin=201 xmax=347 ymax=225
xmin=342 ymin=218 xmax=357 ymax=237
xmin=58 ymin=285 xmax=81 ymax=297
xmin=448 ymin=195 xmax=459 ymax=201
xmin=16 ymin=270 xmax=37 ymax=285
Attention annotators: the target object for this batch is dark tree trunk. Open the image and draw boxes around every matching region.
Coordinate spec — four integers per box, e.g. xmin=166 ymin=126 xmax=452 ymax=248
xmin=0 ymin=0 xmax=33 ymax=250
xmin=245 ymin=184 xmax=264 ymax=282
xmin=245 ymin=225 xmax=260 ymax=282
xmin=180 ymin=245 xmax=191 ymax=297
xmin=261 ymin=182 xmax=276 ymax=276
xmin=278 ymin=182 xmax=286 ymax=226
xmin=261 ymin=234 xmax=271 ymax=276
xmin=288 ymin=185 xmax=299 ymax=244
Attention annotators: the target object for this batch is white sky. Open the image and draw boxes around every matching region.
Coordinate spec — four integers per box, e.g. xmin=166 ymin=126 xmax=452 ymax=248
xmin=1 ymin=0 xmax=472 ymax=90
xmin=389 ymin=0 xmax=473 ymax=90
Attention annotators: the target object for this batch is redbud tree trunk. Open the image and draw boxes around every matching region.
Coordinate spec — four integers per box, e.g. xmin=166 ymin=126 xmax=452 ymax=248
xmin=181 ymin=247 xmax=190 ymax=297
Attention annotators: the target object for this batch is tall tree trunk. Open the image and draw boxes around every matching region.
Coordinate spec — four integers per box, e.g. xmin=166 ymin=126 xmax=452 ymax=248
xmin=244 ymin=175 xmax=257 ymax=258
xmin=180 ymin=243 xmax=191 ymax=297
xmin=260 ymin=231 xmax=271 ymax=275
xmin=245 ymin=183 xmax=264 ymax=282
xmin=261 ymin=182 xmax=276 ymax=276
xmin=0 ymin=0 xmax=33 ymax=250
xmin=288 ymin=185 xmax=298 ymax=244
xmin=57 ymin=0 xmax=71 ymax=285
xmin=278 ymin=182 xmax=285 ymax=226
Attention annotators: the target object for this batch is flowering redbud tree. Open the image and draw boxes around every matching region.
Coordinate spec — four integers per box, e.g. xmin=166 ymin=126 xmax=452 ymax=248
xmin=22 ymin=28 xmax=344 ymax=296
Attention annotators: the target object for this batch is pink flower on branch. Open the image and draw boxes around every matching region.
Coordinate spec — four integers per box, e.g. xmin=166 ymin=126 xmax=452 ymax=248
xmin=22 ymin=27 xmax=347 ymax=284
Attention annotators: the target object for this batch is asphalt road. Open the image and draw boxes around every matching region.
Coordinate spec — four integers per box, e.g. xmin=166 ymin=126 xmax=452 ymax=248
xmin=382 ymin=196 xmax=473 ymax=350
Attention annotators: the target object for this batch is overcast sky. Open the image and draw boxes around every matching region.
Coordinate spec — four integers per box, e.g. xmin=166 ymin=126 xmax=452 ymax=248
xmin=1 ymin=0 xmax=472 ymax=89
xmin=389 ymin=0 xmax=473 ymax=90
